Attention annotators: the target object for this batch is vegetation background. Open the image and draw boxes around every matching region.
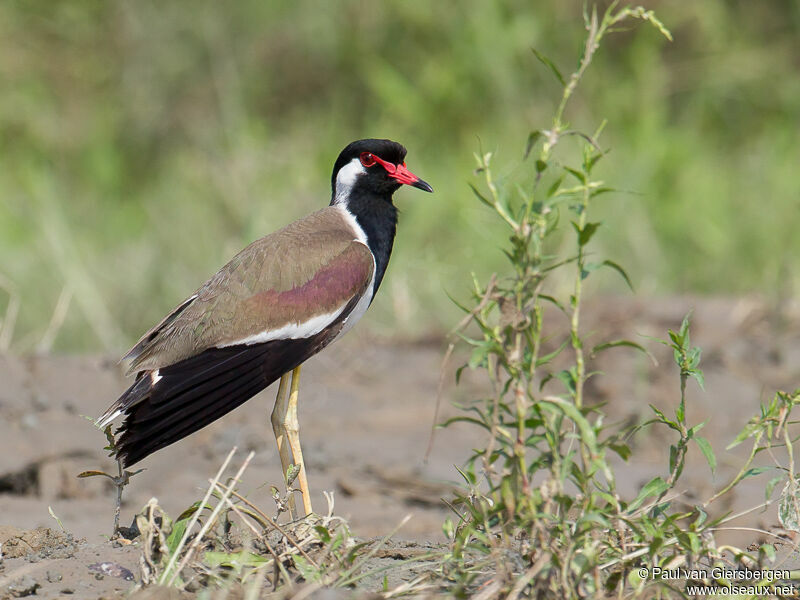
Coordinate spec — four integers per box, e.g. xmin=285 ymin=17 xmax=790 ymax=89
xmin=1 ymin=0 xmax=798 ymax=353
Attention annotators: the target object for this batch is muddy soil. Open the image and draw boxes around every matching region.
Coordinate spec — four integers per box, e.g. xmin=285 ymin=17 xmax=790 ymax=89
xmin=2 ymin=296 xmax=800 ymax=597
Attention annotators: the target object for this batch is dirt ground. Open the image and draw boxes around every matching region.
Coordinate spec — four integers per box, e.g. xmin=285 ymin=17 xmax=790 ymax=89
xmin=2 ymin=295 xmax=800 ymax=597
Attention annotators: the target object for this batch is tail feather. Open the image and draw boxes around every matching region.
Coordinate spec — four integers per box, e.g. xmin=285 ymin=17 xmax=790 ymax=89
xmin=107 ymin=328 xmax=338 ymax=467
xmin=123 ymin=359 xmax=269 ymax=445
xmin=128 ymin=347 xmax=273 ymax=425
xmin=118 ymin=372 xmax=270 ymax=467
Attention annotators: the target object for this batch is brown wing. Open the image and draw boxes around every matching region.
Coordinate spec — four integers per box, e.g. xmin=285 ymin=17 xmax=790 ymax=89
xmin=123 ymin=206 xmax=374 ymax=374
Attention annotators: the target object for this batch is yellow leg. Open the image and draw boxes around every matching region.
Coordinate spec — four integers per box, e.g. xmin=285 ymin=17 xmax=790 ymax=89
xmin=270 ymin=366 xmax=313 ymax=518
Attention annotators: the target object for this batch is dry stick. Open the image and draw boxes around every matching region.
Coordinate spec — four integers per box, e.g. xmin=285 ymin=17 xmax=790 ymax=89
xmin=167 ymin=450 xmax=256 ymax=587
xmin=113 ymin=459 xmax=124 ymax=535
xmin=159 ymin=447 xmax=237 ymax=586
xmin=215 ymin=481 xmax=319 ymax=569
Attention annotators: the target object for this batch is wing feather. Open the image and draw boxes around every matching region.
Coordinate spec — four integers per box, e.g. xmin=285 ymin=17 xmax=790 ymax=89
xmin=124 ymin=207 xmax=373 ymax=373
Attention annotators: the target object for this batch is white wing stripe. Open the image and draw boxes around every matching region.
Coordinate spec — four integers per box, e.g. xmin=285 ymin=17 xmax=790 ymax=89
xmin=216 ymin=303 xmax=348 ymax=347
xmin=221 ymin=207 xmax=372 ymax=348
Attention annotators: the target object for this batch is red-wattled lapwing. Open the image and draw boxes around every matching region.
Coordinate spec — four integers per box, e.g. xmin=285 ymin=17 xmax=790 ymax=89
xmin=96 ymin=139 xmax=432 ymax=518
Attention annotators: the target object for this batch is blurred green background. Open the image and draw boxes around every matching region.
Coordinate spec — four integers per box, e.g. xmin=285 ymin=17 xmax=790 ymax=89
xmin=0 ymin=1 xmax=798 ymax=353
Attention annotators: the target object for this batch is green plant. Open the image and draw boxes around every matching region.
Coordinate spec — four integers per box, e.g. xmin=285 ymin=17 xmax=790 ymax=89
xmin=124 ymin=449 xmax=436 ymax=596
xmin=441 ymin=4 xmax=800 ymax=597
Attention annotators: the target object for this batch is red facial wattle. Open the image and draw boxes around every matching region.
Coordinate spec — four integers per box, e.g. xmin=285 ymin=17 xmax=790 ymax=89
xmin=359 ymin=152 xmax=433 ymax=193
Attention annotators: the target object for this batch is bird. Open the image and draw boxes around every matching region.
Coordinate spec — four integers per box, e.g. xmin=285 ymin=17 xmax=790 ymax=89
xmin=96 ymin=139 xmax=433 ymax=518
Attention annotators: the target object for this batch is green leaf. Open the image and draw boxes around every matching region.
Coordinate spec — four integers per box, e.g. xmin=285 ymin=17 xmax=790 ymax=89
xmin=679 ymin=313 xmax=691 ymax=339
xmin=584 ymin=151 xmax=604 ymax=173
xmin=563 ymin=166 xmax=587 ymax=184
xmin=741 ymin=466 xmax=776 ymax=480
xmin=766 ymin=475 xmax=784 ymax=500
xmin=675 ymin=397 xmax=685 ymax=423
xmin=590 ymin=339 xmax=654 ymax=362
xmin=600 ymin=260 xmax=634 ymax=291
xmin=694 ymin=436 xmax=716 ymax=474
xmin=649 ymin=404 xmax=680 ymax=432
xmin=103 ymin=425 xmax=116 ymax=449
xmin=440 ymin=416 xmax=491 ymax=432
xmin=314 ymin=525 xmax=332 ymax=544
xmin=173 ymin=501 xmax=204 ymax=523
xmin=609 ymin=442 xmax=631 ymax=461
xmin=535 ymin=339 xmax=568 ymax=367
xmin=760 ymin=543 xmax=776 ymax=562
xmin=727 ymin=422 xmax=759 ymax=450
xmin=669 ymin=444 xmax=678 ymax=474
xmin=468 ymin=345 xmax=487 ymax=369
xmin=571 ymin=221 xmax=601 ymax=246
xmin=531 ymin=48 xmax=565 ymax=86
xmin=469 ymin=183 xmax=493 ymax=208
xmin=203 ymin=551 xmax=269 ymax=570
xmin=690 ymin=370 xmax=705 ymax=390
xmin=628 ymin=476 xmax=669 ymax=511
xmin=524 ymin=131 xmax=542 ymax=159
xmin=539 ymin=294 xmax=567 ymax=314
xmin=540 ymin=396 xmax=598 ymax=455
xmin=553 ymin=369 xmax=577 ymax=394
xmin=546 ymin=175 xmax=565 ymax=198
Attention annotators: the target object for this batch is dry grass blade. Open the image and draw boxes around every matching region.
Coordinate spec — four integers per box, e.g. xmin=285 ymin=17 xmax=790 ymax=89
xmin=215 ymin=480 xmax=319 ymax=569
xmin=166 ymin=450 xmax=255 ymax=587
xmin=210 ymin=479 xmax=296 ymax=591
xmin=159 ymin=447 xmax=237 ymax=586
xmin=335 ymin=514 xmax=412 ymax=587
xmin=210 ymin=483 xmax=294 ymax=588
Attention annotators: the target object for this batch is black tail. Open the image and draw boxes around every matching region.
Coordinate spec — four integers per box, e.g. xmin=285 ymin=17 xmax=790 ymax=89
xmin=111 ymin=330 xmax=336 ymax=467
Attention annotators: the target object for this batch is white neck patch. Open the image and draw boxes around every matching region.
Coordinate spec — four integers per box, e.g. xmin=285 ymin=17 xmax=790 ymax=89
xmin=333 ymin=158 xmax=366 ymax=205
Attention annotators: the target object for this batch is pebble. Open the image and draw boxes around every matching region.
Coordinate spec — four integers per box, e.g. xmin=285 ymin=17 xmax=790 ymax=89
xmin=6 ymin=575 xmax=40 ymax=597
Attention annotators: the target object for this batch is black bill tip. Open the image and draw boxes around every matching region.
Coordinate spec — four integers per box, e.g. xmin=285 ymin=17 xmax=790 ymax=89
xmin=411 ymin=178 xmax=434 ymax=193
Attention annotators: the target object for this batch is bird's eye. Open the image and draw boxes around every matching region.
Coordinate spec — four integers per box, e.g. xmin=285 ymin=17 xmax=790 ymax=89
xmin=359 ymin=152 xmax=376 ymax=167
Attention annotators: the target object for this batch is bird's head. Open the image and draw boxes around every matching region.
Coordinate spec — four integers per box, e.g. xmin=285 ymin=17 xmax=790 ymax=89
xmin=331 ymin=139 xmax=433 ymax=205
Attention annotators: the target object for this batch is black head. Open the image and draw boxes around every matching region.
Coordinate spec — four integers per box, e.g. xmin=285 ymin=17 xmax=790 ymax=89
xmin=330 ymin=139 xmax=433 ymax=205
